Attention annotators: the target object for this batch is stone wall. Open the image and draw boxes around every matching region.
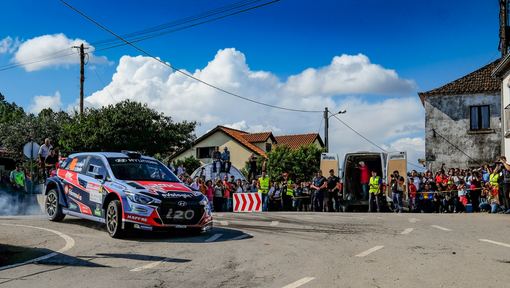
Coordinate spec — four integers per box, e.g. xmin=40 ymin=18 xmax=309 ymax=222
xmin=424 ymin=93 xmax=501 ymax=171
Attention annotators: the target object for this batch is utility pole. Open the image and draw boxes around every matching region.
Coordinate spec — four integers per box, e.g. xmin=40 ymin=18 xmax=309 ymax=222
xmin=72 ymin=43 xmax=88 ymax=117
xmin=324 ymin=107 xmax=329 ymax=153
xmin=79 ymin=43 xmax=85 ymax=116
xmin=500 ymin=0 xmax=509 ymax=56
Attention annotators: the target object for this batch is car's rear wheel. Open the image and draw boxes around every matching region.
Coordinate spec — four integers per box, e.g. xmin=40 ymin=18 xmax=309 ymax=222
xmin=46 ymin=189 xmax=65 ymax=222
xmin=106 ymin=200 xmax=125 ymax=238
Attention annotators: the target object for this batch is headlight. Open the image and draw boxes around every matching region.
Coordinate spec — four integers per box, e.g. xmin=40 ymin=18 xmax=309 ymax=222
xmin=125 ymin=191 xmax=160 ymax=205
xmin=199 ymin=199 xmax=208 ymax=206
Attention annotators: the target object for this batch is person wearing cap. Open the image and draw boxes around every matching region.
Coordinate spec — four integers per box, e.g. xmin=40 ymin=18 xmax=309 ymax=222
xmin=311 ymin=170 xmax=327 ymax=212
xmin=257 ymin=171 xmax=271 ymax=211
xmin=327 ymin=169 xmax=340 ymax=212
xmin=281 ymin=173 xmax=294 ymax=211
xmin=221 ymin=147 xmax=231 ymax=174
xmin=368 ymin=170 xmax=382 ymax=212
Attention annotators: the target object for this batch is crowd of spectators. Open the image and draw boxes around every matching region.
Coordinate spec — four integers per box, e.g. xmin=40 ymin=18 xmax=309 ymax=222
xmin=407 ymin=158 xmax=509 ymax=214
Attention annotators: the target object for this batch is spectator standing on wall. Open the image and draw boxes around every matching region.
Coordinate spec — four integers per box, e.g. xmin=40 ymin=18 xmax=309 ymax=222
xmin=247 ymin=153 xmax=258 ymax=181
xmin=221 ymin=147 xmax=231 ymax=174
xmin=38 ymin=138 xmax=52 ymax=179
xmin=211 ymin=146 xmax=222 ymax=173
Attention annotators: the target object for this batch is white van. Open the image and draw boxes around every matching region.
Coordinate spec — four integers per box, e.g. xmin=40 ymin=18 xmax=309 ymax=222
xmin=321 ymin=151 xmax=408 ymax=211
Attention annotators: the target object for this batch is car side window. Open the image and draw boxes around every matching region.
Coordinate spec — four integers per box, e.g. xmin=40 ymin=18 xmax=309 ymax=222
xmin=86 ymin=157 xmax=109 ymax=179
xmin=68 ymin=156 xmax=88 ymax=173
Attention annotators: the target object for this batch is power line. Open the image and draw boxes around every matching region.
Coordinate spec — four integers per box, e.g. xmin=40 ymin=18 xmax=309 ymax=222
xmin=89 ymin=62 xmax=117 ymax=104
xmin=60 ymin=0 xmax=322 ymax=114
xmin=328 ymin=112 xmax=423 ymax=169
xmin=0 ymin=0 xmax=277 ymax=72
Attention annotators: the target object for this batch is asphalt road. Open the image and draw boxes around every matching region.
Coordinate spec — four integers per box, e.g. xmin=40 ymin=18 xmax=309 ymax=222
xmin=1 ymin=211 xmax=510 ymax=288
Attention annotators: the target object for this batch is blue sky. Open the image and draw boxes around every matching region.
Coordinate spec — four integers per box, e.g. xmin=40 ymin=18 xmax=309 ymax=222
xmin=0 ymin=0 xmax=502 ymax=168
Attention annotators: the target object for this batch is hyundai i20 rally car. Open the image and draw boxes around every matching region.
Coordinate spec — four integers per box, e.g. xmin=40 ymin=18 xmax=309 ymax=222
xmin=44 ymin=151 xmax=213 ymax=238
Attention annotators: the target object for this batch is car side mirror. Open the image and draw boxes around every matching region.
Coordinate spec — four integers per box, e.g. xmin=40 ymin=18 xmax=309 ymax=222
xmin=95 ymin=174 xmax=104 ymax=180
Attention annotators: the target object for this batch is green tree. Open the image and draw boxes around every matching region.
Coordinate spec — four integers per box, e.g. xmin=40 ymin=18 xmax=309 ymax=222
xmin=173 ymin=156 xmax=201 ymax=175
xmin=0 ymin=107 xmax=70 ymax=163
xmin=0 ymin=93 xmax=25 ymax=125
xmin=263 ymin=144 xmax=324 ymax=183
xmin=59 ymin=100 xmax=196 ymax=157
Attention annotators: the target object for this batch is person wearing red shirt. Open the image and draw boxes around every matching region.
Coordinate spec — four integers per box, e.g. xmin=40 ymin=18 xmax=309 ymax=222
xmin=408 ymin=177 xmax=417 ymax=212
xmin=223 ymin=175 xmax=233 ymax=211
xmin=357 ymin=161 xmax=370 ymax=200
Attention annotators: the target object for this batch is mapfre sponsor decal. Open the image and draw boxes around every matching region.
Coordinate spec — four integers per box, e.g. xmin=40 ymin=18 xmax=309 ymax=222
xmin=126 ymin=214 xmax=148 ymax=222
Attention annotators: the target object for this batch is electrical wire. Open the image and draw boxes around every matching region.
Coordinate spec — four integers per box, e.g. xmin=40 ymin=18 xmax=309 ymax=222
xmin=60 ymin=0 xmax=322 ymax=113
xmin=89 ymin=62 xmax=117 ymax=104
xmin=433 ymin=129 xmax=483 ymax=167
xmin=328 ymin=112 xmax=424 ymax=169
xmin=0 ymin=0 xmax=278 ymax=72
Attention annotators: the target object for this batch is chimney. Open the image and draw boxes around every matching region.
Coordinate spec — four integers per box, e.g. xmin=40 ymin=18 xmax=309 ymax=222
xmin=500 ymin=0 xmax=509 ymax=57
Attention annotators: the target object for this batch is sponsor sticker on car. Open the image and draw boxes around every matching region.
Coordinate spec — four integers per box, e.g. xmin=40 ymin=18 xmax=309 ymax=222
xmin=94 ymin=209 xmax=101 ymax=216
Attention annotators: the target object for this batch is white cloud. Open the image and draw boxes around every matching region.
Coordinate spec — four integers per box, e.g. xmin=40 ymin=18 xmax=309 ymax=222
xmin=0 ymin=36 xmax=21 ymax=54
xmin=224 ymin=120 xmax=281 ymax=133
xmin=29 ymin=91 xmax=63 ymax=114
xmin=282 ymin=54 xmax=416 ymax=97
xmin=13 ymin=34 xmax=110 ymax=71
xmin=84 ymin=48 xmax=424 ymax=169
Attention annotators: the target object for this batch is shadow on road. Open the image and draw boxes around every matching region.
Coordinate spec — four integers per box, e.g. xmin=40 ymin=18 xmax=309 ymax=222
xmin=93 ymin=253 xmax=191 ymax=263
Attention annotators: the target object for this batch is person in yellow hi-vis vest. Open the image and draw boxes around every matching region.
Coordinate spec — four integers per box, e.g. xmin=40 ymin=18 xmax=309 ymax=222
xmin=257 ymin=171 xmax=271 ymax=211
xmin=10 ymin=163 xmax=27 ymax=214
xmin=281 ymin=173 xmax=294 ymax=211
xmin=368 ymin=170 xmax=382 ymax=212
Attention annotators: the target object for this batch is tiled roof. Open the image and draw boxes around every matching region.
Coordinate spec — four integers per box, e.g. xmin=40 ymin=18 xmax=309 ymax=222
xmin=217 ymin=126 xmax=267 ymax=157
xmin=274 ymin=133 xmax=323 ymax=150
xmin=418 ymin=58 xmax=502 ymax=105
xmin=241 ymin=132 xmax=272 ymax=143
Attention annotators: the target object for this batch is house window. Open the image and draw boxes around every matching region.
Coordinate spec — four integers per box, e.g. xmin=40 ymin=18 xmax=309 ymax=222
xmin=470 ymin=105 xmax=490 ymax=130
xmin=266 ymin=143 xmax=272 ymax=152
xmin=196 ymin=147 xmax=215 ymax=159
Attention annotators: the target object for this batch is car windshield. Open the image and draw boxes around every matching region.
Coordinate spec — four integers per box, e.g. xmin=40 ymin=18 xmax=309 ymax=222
xmin=107 ymin=158 xmax=179 ymax=182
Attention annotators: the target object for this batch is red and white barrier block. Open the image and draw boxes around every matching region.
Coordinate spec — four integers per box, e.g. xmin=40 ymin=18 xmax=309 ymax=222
xmin=233 ymin=193 xmax=262 ymax=212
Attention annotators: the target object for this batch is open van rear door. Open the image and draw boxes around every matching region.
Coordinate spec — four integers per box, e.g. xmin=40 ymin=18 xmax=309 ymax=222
xmin=386 ymin=151 xmax=407 ymax=202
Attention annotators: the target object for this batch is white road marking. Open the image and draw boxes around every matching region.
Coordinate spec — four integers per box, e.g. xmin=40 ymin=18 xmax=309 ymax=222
xmin=431 ymin=225 xmax=451 ymax=231
xmin=408 ymin=218 xmax=421 ymax=223
xmin=130 ymin=258 xmax=170 ymax=272
xmin=401 ymin=228 xmax=414 ymax=235
xmin=281 ymin=277 xmax=315 ymax=288
xmin=479 ymin=239 xmax=510 ymax=248
xmin=220 ymin=221 xmax=228 ymax=226
xmin=270 ymin=221 xmax=279 ymax=226
xmin=228 ymin=234 xmax=251 ymax=241
xmin=205 ymin=233 xmax=223 ymax=242
xmin=0 ymin=224 xmax=75 ymax=271
xmin=355 ymin=246 xmax=384 ymax=257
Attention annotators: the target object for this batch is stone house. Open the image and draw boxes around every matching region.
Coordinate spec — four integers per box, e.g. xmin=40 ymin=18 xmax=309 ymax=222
xmin=418 ymin=59 xmax=502 ymax=171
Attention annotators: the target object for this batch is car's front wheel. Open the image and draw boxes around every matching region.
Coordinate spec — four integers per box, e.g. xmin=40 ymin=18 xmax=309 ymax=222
xmin=106 ymin=200 xmax=124 ymax=238
xmin=46 ymin=189 xmax=65 ymax=222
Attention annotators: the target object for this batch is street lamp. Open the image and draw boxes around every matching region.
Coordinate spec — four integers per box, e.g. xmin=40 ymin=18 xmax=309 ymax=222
xmin=324 ymin=107 xmax=347 ymax=153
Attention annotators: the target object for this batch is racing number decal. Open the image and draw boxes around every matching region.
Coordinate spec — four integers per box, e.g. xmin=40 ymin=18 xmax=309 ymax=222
xmin=166 ymin=209 xmax=194 ymax=220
